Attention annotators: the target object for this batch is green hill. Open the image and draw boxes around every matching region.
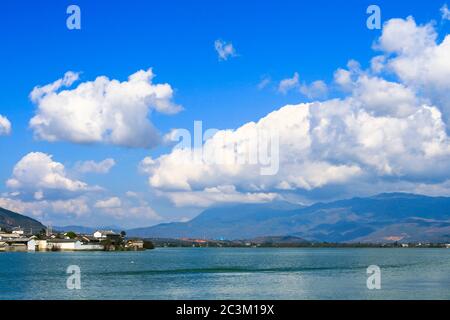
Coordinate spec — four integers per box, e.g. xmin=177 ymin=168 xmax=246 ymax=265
xmin=0 ymin=207 xmax=46 ymax=234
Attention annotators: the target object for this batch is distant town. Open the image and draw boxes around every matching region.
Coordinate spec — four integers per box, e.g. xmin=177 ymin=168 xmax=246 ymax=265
xmin=2 ymin=226 xmax=450 ymax=252
xmin=0 ymin=226 xmax=153 ymax=252
xmin=146 ymin=236 xmax=450 ymax=249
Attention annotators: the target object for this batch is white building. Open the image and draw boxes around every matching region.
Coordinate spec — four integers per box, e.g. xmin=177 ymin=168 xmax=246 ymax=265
xmin=93 ymin=230 xmax=118 ymax=239
xmin=12 ymin=227 xmax=24 ymax=236
xmin=33 ymin=239 xmax=49 ymax=251
xmin=1 ymin=238 xmax=30 ymax=251
xmin=79 ymin=243 xmax=104 ymax=250
xmin=0 ymin=233 xmax=21 ymax=240
xmin=47 ymin=239 xmax=82 ymax=250
xmin=26 ymin=238 xmax=104 ymax=251
xmin=27 ymin=239 xmax=36 ymax=251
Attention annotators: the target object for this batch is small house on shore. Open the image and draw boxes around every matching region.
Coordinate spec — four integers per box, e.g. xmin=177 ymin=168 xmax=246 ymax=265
xmin=0 ymin=238 xmax=31 ymax=251
xmin=12 ymin=227 xmax=25 ymax=236
xmin=93 ymin=230 xmax=119 ymax=239
xmin=0 ymin=232 xmax=22 ymax=240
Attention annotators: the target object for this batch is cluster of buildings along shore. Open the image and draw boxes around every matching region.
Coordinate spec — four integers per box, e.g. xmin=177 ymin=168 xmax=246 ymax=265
xmin=0 ymin=227 xmax=145 ymax=252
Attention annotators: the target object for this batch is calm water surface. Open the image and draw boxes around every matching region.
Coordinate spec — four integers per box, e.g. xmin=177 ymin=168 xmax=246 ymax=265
xmin=1 ymin=248 xmax=449 ymax=300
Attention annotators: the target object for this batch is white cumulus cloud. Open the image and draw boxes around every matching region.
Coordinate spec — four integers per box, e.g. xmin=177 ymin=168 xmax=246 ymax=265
xmin=140 ymin=15 xmax=450 ymax=207
xmin=160 ymin=185 xmax=279 ymax=208
xmin=278 ymin=72 xmax=299 ymax=94
xmin=94 ymin=194 xmax=160 ymax=220
xmin=29 ymin=69 xmax=181 ymax=148
xmin=0 ymin=115 xmax=11 ymax=136
xmin=377 ymin=16 xmax=450 ymax=125
xmin=6 ymin=152 xmax=96 ymax=200
xmin=0 ymin=196 xmax=90 ymax=218
xmin=95 ymin=197 xmax=122 ymax=209
xmin=300 ymin=80 xmax=328 ymax=99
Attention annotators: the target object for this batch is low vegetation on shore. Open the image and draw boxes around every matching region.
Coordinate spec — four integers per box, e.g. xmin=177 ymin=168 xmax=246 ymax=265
xmin=147 ymin=236 xmax=450 ymax=249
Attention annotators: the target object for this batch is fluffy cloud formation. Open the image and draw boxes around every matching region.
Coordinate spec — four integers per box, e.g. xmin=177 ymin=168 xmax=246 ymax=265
xmin=0 ymin=115 xmax=11 ymax=136
xmin=333 ymin=60 xmax=361 ymax=91
xmin=29 ymin=69 xmax=181 ymax=148
xmin=278 ymin=74 xmax=327 ymax=99
xmin=143 ymin=99 xmax=450 ymax=203
xmin=95 ymin=197 xmax=122 ymax=209
xmin=50 ymin=198 xmax=90 ymax=216
xmin=6 ymin=152 xmax=95 ymax=200
xmin=141 ymin=16 xmax=450 ymax=207
xmin=441 ymin=4 xmax=450 ymax=20
xmin=278 ymin=72 xmax=299 ymax=94
xmin=2 ymin=152 xmax=161 ymax=225
xmin=1 ymin=152 xmax=99 ymax=220
xmin=76 ymin=158 xmax=116 ymax=174
xmin=214 ymin=39 xmax=237 ymax=61
xmin=350 ymin=75 xmax=419 ymax=117
xmin=159 ymin=185 xmax=279 ymax=208
xmin=0 ymin=196 xmax=90 ymax=218
xmin=93 ymin=195 xmax=160 ymax=220
xmin=376 ymin=17 xmax=450 ymax=125
xmin=0 ymin=192 xmax=160 ymax=225
xmin=98 ymin=204 xmax=160 ymax=220
xmin=300 ymin=80 xmax=328 ymax=99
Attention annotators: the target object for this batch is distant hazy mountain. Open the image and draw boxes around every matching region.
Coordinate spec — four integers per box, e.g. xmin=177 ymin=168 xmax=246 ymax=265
xmin=54 ymin=225 xmax=97 ymax=234
xmin=127 ymin=194 xmax=450 ymax=243
xmin=0 ymin=207 xmax=46 ymax=234
xmin=249 ymin=235 xmax=310 ymax=244
xmin=127 ymin=201 xmax=304 ymax=239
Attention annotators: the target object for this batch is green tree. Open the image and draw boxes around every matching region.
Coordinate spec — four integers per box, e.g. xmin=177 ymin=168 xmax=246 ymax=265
xmin=65 ymin=231 xmax=77 ymax=239
xmin=143 ymin=240 xmax=155 ymax=250
xmin=36 ymin=228 xmax=47 ymax=240
xmin=101 ymin=238 xmax=113 ymax=251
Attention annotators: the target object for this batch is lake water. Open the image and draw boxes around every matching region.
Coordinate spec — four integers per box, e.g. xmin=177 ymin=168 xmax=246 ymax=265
xmin=1 ymin=248 xmax=449 ymax=300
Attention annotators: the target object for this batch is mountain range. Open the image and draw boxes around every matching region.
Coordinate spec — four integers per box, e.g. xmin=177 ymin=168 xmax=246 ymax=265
xmin=2 ymin=193 xmax=450 ymax=243
xmin=127 ymin=193 xmax=450 ymax=243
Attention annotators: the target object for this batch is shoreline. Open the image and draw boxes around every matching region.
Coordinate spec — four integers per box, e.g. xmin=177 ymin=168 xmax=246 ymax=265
xmin=2 ymin=246 xmax=450 ymax=253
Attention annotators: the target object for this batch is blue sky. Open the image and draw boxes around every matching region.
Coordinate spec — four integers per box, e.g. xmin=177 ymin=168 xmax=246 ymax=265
xmin=0 ymin=0 xmax=449 ymax=228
